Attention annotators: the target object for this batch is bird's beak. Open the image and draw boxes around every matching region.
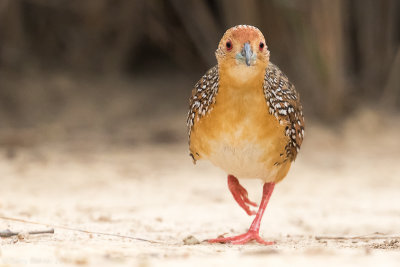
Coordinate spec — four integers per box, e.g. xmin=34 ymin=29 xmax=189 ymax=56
xmin=242 ymin=42 xmax=253 ymax=66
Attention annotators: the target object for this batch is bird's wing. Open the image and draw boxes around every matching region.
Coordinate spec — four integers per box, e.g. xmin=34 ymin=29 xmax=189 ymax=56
xmin=187 ymin=65 xmax=219 ymax=162
xmin=187 ymin=65 xmax=219 ymax=137
xmin=263 ymin=62 xmax=305 ymax=161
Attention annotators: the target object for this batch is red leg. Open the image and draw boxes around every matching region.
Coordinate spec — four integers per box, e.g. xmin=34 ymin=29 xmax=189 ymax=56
xmin=208 ymin=182 xmax=275 ymax=245
xmin=227 ymin=175 xmax=257 ymax=216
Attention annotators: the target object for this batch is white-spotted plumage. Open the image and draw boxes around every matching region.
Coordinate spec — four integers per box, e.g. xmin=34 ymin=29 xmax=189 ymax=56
xmin=263 ymin=63 xmax=305 ymax=161
xmin=187 ymin=65 xmax=219 ymax=137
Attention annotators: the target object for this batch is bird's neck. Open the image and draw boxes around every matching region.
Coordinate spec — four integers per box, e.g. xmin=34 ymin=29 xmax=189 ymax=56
xmin=219 ymin=63 xmax=266 ymax=91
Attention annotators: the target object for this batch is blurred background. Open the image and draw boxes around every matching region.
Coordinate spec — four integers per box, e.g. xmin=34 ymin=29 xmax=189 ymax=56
xmin=0 ymin=0 xmax=399 ymax=148
xmin=1 ymin=1 xmax=400 ymax=264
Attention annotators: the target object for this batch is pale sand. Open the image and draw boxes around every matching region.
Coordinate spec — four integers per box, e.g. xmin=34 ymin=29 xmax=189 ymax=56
xmin=1 ymin=110 xmax=400 ymax=266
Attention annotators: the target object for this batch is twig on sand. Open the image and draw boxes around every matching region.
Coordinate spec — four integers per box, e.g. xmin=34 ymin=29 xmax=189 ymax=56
xmin=0 ymin=215 xmax=162 ymax=243
xmin=0 ymin=228 xmax=54 ymax=238
xmin=315 ymin=235 xmax=400 ymax=241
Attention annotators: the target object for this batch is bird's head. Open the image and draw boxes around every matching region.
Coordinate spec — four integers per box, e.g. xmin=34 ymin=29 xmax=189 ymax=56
xmin=216 ymin=25 xmax=270 ymax=83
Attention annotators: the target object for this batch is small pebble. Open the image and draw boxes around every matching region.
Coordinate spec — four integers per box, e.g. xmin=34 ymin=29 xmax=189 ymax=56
xmin=17 ymin=231 xmax=30 ymax=240
xmin=183 ymin=235 xmax=200 ymax=245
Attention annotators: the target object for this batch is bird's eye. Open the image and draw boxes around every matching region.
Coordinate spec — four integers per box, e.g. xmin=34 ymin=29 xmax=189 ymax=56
xmin=259 ymin=42 xmax=264 ymax=50
xmin=226 ymin=41 xmax=232 ymax=51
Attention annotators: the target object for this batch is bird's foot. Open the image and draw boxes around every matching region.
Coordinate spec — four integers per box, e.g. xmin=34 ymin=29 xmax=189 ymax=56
xmin=207 ymin=230 xmax=274 ymax=245
xmin=228 ymin=175 xmax=257 ymax=216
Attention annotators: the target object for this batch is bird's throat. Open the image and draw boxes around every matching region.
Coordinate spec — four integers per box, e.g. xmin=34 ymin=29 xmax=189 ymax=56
xmin=219 ymin=66 xmax=265 ymax=92
xmin=220 ymin=63 xmax=267 ymax=88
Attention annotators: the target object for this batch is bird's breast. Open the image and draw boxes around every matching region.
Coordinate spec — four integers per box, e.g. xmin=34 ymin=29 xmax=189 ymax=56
xmin=190 ymin=77 xmax=291 ymax=182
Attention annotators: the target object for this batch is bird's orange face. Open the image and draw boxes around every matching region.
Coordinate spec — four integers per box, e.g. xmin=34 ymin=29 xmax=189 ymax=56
xmin=216 ymin=25 xmax=270 ymax=82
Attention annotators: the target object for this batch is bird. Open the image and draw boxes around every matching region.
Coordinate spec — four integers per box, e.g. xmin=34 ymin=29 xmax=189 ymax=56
xmin=187 ymin=25 xmax=305 ymax=245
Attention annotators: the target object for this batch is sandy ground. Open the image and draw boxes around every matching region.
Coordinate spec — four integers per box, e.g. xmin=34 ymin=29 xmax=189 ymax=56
xmin=1 ymin=110 xmax=400 ymax=266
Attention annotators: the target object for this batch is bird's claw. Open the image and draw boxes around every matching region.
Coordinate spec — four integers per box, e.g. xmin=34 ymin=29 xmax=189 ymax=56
xmin=228 ymin=175 xmax=258 ymax=215
xmin=208 ymin=230 xmax=274 ymax=245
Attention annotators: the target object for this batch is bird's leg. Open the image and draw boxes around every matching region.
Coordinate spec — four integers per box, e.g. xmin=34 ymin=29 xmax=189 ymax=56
xmin=208 ymin=182 xmax=275 ymax=245
xmin=227 ymin=175 xmax=257 ymax=216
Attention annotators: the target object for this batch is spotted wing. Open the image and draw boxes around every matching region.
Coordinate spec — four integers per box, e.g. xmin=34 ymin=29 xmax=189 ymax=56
xmin=186 ymin=65 xmax=219 ymax=162
xmin=263 ymin=62 xmax=305 ymax=161
xmin=187 ymin=65 xmax=219 ymax=137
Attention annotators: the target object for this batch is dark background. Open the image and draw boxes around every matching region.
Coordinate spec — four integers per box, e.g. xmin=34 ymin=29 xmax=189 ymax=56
xmin=0 ymin=0 xmax=399 ymax=146
xmin=1 ymin=1 xmax=400 ymax=263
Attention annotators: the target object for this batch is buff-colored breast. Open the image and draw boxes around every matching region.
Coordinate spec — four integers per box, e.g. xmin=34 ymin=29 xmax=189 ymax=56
xmin=190 ymin=70 xmax=291 ymax=183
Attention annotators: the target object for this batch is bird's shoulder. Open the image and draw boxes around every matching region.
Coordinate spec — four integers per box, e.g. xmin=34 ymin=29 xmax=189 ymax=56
xmin=263 ymin=62 xmax=305 ymax=161
xmin=187 ymin=65 xmax=219 ymax=137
